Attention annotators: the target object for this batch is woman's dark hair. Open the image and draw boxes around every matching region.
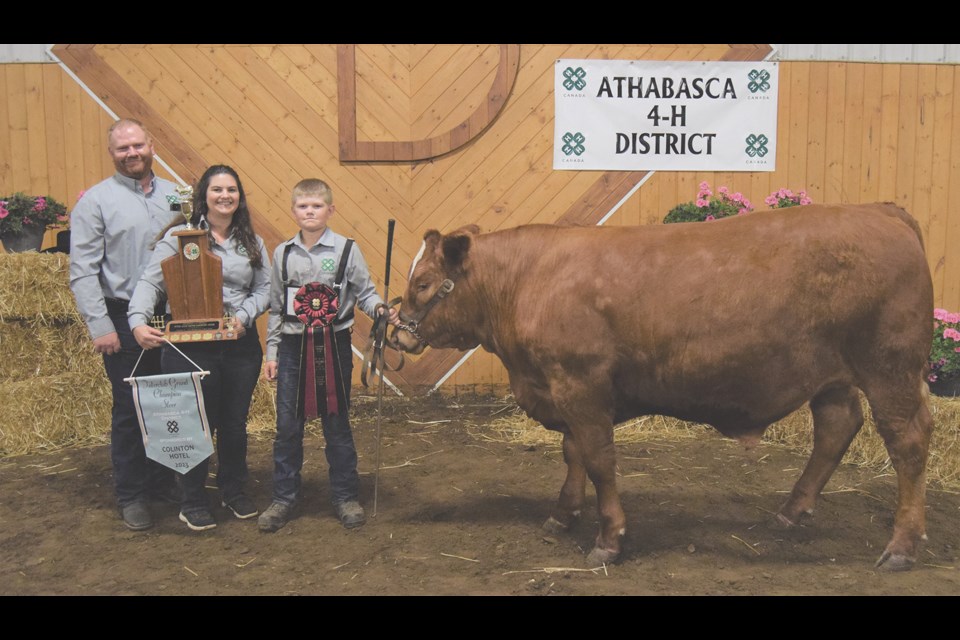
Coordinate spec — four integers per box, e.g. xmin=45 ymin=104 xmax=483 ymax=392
xmin=158 ymin=164 xmax=263 ymax=268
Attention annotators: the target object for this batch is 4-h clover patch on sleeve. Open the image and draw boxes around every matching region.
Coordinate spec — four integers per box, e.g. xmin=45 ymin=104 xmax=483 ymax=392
xmin=321 ymin=257 xmax=336 ymax=272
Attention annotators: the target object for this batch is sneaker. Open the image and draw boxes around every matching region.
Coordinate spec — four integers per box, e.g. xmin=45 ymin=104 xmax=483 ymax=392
xmin=119 ymin=501 xmax=154 ymax=531
xmin=258 ymin=501 xmax=295 ymax=533
xmin=179 ymin=507 xmax=217 ymax=531
xmin=336 ymin=500 xmax=366 ymax=529
xmin=222 ymin=495 xmax=259 ymax=520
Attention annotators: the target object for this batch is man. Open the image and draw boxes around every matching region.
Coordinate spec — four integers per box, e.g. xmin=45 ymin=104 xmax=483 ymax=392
xmin=70 ymin=119 xmax=182 ymax=530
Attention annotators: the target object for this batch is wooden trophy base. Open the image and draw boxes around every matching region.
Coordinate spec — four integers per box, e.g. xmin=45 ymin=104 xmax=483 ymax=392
xmin=165 ymin=318 xmax=239 ymax=343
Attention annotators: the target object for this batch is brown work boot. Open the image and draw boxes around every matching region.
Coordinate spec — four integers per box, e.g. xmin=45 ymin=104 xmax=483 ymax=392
xmin=335 ymin=501 xmax=366 ymax=529
xmin=258 ymin=501 xmax=295 ymax=533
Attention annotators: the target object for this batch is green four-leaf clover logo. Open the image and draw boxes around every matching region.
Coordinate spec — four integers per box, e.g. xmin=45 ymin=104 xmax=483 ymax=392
xmin=745 ymin=133 xmax=769 ymax=157
xmin=561 ymin=132 xmax=586 ymax=156
xmin=747 ymin=69 xmax=771 ymax=94
xmin=563 ymin=67 xmax=587 ymax=91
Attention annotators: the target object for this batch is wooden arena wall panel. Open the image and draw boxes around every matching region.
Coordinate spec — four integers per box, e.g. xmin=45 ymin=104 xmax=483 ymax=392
xmin=2 ymin=45 xmax=957 ymax=391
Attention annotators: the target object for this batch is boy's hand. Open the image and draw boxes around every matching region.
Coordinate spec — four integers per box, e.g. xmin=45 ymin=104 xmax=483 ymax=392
xmin=263 ymin=360 xmax=278 ymax=381
xmin=377 ymin=304 xmax=401 ymax=326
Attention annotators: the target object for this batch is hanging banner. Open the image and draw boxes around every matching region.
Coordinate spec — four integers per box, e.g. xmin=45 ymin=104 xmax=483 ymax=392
xmin=128 ymin=371 xmax=214 ymax=475
xmin=554 ymin=59 xmax=778 ymax=172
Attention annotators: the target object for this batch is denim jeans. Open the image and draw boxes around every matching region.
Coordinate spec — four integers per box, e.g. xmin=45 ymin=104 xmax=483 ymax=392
xmin=161 ymin=327 xmax=263 ymax=511
xmin=102 ymin=302 xmax=173 ymax=508
xmin=272 ymin=330 xmax=358 ymax=506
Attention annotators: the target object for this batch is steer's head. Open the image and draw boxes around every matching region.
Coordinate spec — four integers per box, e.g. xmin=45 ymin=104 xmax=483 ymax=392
xmin=391 ymin=225 xmax=479 ymax=355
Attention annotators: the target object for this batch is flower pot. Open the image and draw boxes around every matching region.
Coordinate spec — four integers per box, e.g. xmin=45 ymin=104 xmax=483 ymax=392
xmin=1 ymin=225 xmax=46 ymax=253
xmin=929 ymin=376 xmax=960 ymax=398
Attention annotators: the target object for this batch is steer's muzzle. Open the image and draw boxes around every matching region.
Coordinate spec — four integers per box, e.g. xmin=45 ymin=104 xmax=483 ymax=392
xmin=390 ymin=323 xmax=426 ymax=355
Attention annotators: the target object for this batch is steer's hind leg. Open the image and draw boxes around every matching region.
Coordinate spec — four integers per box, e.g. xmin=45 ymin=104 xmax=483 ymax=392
xmin=543 ymin=432 xmax=587 ymax=536
xmin=778 ymin=385 xmax=864 ymax=527
xmin=865 ymin=382 xmax=932 ymax=571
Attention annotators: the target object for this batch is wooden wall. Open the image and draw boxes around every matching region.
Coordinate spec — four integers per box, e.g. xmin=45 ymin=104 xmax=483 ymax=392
xmin=3 ymin=45 xmax=960 ymax=393
xmin=0 ymin=61 xmax=178 ymax=248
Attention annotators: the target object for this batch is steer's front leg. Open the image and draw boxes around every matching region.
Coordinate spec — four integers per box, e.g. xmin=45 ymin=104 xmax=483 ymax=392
xmin=543 ymin=431 xmax=587 ymax=535
xmin=570 ymin=421 xmax=625 ymax=566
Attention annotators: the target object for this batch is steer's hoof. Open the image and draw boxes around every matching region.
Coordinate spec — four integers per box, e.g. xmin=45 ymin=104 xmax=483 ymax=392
xmin=542 ymin=516 xmax=570 ymax=536
xmin=875 ymin=549 xmax=916 ymax=572
xmin=586 ymin=545 xmax=620 ymax=567
xmin=772 ymin=512 xmax=797 ymax=529
xmin=771 ymin=507 xmax=812 ymax=530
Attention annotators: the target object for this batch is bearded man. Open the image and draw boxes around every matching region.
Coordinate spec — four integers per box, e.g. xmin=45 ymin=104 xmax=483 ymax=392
xmin=69 ymin=119 xmax=182 ymax=531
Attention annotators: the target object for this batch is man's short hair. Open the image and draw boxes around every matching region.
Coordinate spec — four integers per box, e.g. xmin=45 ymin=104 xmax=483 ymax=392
xmin=107 ymin=118 xmax=151 ymax=146
xmin=291 ymin=179 xmax=333 ymax=205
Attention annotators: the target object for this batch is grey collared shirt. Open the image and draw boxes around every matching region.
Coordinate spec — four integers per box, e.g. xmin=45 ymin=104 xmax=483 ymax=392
xmin=128 ymin=219 xmax=271 ymax=331
xmin=265 ymin=228 xmax=383 ymax=362
xmin=69 ymin=172 xmax=181 ymax=339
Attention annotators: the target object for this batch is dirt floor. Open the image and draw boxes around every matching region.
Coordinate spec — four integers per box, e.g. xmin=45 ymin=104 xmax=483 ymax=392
xmin=2 ymin=393 xmax=959 ymax=596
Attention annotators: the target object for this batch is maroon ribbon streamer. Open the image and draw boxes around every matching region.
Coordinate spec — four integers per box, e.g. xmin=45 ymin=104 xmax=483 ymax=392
xmin=304 ymin=327 xmax=318 ymax=419
xmin=323 ymin=327 xmax=337 ymax=415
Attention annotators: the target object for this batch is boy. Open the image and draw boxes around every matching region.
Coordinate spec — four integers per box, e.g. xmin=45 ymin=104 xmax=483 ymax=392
xmin=259 ymin=179 xmax=397 ymax=532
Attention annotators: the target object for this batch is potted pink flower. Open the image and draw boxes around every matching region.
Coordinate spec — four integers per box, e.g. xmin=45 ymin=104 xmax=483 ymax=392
xmin=929 ymin=308 xmax=960 ymax=397
xmin=0 ymin=193 xmax=69 ymax=253
xmin=765 ymin=188 xmax=813 ymax=209
xmin=663 ymin=182 xmax=754 ymax=223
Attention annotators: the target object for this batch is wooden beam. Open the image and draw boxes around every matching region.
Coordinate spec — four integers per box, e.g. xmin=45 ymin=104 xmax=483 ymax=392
xmin=338 ymin=45 xmax=521 ymax=163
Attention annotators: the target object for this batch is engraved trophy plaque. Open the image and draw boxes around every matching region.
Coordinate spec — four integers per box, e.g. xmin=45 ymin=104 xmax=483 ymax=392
xmin=159 ymin=185 xmax=239 ymax=343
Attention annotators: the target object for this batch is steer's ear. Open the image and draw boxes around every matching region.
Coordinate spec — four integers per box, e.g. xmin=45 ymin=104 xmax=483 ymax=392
xmin=423 ymin=229 xmax=442 ymax=251
xmin=442 ymin=228 xmax=475 ymax=274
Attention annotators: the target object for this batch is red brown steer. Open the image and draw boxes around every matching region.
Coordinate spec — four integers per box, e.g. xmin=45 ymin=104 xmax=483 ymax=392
xmin=391 ymin=203 xmax=934 ymax=570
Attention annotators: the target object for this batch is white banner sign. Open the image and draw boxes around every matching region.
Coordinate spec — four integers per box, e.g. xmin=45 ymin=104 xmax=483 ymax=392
xmin=554 ymin=60 xmax=778 ymax=172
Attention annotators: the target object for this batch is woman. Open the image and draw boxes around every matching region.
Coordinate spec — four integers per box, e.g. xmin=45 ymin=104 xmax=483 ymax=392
xmin=129 ymin=165 xmax=270 ymax=531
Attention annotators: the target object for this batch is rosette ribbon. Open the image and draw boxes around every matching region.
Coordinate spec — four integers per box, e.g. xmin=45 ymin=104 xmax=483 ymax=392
xmin=293 ymin=282 xmax=340 ymax=420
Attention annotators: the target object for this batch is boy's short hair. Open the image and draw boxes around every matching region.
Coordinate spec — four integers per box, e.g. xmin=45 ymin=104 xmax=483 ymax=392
xmin=292 ymin=179 xmax=333 ymax=205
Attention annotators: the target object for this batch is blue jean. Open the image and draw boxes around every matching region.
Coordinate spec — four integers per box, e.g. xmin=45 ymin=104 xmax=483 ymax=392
xmin=102 ymin=302 xmax=174 ymax=508
xmin=272 ymin=330 xmax=358 ymax=506
xmin=161 ymin=327 xmax=263 ymax=511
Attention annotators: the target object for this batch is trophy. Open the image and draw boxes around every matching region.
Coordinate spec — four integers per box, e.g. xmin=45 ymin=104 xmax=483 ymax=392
xmin=159 ymin=185 xmax=239 ymax=343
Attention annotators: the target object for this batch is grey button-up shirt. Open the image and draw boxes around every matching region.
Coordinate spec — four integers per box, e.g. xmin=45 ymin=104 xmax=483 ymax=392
xmin=69 ymin=172 xmax=181 ymax=340
xmin=266 ymin=228 xmax=383 ymax=362
xmin=128 ymin=219 xmax=271 ymax=331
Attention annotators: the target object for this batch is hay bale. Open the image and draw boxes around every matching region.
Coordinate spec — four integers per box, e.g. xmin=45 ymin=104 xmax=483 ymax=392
xmin=0 ymin=251 xmax=308 ymax=455
xmin=0 ymin=373 xmax=112 ymax=456
xmin=0 ymin=253 xmax=81 ymax=323
xmin=924 ymin=397 xmax=960 ymax=487
xmin=247 ymin=378 xmax=277 ymax=436
xmin=0 ymin=252 xmax=111 ymax=456
xmin=0 ymin=321 xmax=100 ymax=381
